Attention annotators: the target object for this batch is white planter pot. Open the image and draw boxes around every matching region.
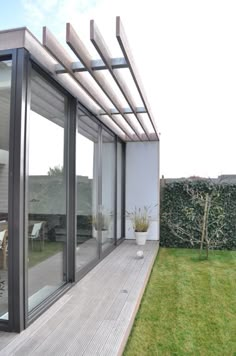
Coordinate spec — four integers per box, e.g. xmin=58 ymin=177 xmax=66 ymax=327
xmin=92 ymin=227 xmax=97 ymax=239
xmin=93 ymin=228 xmax=108 ymax=243
xmin=101 ymin=230 xmax=108 ymax=243
xmin=135 ymin=231 xmax=148 ymax=245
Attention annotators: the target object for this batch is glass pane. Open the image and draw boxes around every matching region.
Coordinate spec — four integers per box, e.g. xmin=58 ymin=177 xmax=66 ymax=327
xmin=76 ymin=112 xmax=99 ymax=272
xmin=0 ymin=59 xmax=11 ymax=319
xmin=101 ymin=130 xmax=115 ymax=252
xmin=117 ymin=142 xmax=123 ymax=240
xmin=27 ymin=70 xmax=67 ymax=312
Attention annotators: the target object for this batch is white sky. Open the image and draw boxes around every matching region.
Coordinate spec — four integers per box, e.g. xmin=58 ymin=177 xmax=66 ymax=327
xmin=28 ymin=112 xmax=64 ymax=175
xmin=29 ymin=112 xmax=94 ymax=178
xmin=21 ymin=0 xmax=236 ymax=178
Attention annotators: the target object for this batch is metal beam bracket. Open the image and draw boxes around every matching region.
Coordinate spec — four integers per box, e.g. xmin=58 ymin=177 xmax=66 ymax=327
xmin=55 ymin=57 xmax=128 ymax=74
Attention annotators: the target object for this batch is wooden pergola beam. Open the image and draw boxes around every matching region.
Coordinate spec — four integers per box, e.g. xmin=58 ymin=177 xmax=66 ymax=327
xmin=116 ymin=16 xmax=159 ymax=140
xmin=90 ymin=19 xmax=150 ymax=141
xmin=66 ymin=23 xmax=141 ymax=140
xmin=42 ymin=26 xmax=130 ymax=141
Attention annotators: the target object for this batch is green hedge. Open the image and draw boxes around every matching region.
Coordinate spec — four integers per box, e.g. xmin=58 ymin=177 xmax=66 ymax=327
xmin=160 ymin=180 xmax=236 ymax=250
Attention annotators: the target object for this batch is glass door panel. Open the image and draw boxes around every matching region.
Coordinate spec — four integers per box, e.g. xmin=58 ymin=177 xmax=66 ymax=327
xmin=76 ymin=112 xmax=99 ymax=272
xmin=27 ymin=69 xmax=68 ymax=312
xmin=0 ymin=59 xmax=12 ymax=319
xmin=101 ymin=130 xmax=116 ymax=253
xmin=117 ymin=142 xmax=123 ymax=240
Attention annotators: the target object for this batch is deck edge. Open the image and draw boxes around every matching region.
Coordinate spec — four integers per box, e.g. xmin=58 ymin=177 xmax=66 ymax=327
xmin=117 ymin=242 xmax=160 ymax=356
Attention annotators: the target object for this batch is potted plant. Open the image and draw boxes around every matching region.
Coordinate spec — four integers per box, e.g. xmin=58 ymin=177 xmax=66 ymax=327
xmin=127 ymin=206 xmax=151 ymax=245
xmin=92 ymin=213 xmax=109 ymax=243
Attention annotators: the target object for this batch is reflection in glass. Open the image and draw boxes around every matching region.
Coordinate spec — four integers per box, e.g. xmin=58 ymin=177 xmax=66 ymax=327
xmin=27 ymin=70 xmax=67 ymax=312
xmin=117 ymin=142 xmax=123 ymax=240
xmin=76 ymin=112 xmax=99 ymax=272
xmin=101 ymin=130 xmax=115 ymax=252
xmin=0 ymin=60 xmax=12 ymax=319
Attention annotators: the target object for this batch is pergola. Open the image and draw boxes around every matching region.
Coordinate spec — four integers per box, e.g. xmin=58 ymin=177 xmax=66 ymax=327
xmin=0 ymin=17 xmax=159 ymax=142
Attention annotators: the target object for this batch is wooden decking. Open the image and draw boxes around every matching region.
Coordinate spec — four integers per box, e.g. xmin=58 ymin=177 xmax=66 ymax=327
xmin=0 ymin=240 xmax=159 ymax=356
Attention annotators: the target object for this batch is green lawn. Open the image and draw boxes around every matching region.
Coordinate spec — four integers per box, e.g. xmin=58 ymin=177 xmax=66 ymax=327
xmin=28 ymin=241 xmax=63 ymax=268
xmin=124 ymin=248 xmax=236 ymax=356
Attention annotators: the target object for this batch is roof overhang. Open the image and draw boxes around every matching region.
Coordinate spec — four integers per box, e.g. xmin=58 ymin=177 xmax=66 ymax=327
xmin=0 ymin=18 xmax=159 ymax=142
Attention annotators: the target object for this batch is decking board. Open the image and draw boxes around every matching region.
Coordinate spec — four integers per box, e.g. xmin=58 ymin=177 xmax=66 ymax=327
xmin=0 ymin=240 xmax=159 ymax=356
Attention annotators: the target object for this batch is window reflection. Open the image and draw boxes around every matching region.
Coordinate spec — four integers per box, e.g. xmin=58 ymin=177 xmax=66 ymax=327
xmin=0 ymin=59 xmax=12 ymax=320
xmin=76 ymin=112 xmax=99 ymax=272
xmin=27 ymin=70 xmax=67 ymax=312
xmin=101 ymin=130 xmax=116 ymax=252
xmin=117 ymin=142 xmax=123 ymax=240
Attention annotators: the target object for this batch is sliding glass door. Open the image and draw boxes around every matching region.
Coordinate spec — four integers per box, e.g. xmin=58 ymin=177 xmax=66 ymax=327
xmin=117 ymin=141 xmax=124 ymax=241
xmin=75 ymin=111 xmax=118 ymax=273
xmin=101 ymin=130 xmax=116 ymax=254
xmin=0 ymin=52 xmax=125 ymax=331
xmin=26 ymin=68 xmax=68 ymax=312
xmin=24 ymin=68 xmax=124 ymax=315
xmin=0 ymin=58 xmax=12 ymax=320
xmin=76 ymin=111 xmax=99 ymax=273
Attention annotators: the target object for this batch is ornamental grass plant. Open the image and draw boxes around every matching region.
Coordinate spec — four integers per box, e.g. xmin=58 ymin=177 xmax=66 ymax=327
xmin=127 ymin=206 xmax=151 ymax=232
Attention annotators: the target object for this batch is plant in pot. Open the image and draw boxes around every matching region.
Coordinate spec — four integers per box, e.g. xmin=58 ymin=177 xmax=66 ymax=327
xmin=92 ymin=213 xmax=109 ymax=243
xmin=127 ymin=206 xmax=150 ymax=245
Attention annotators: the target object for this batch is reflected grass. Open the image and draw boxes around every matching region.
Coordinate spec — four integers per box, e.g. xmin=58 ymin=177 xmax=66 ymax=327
xmin=28 ymin=241 xmax=63 ymax=268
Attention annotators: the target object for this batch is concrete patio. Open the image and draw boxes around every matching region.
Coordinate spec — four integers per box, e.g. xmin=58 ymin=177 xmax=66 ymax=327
xmin=0 ymin=240 xmax=159 ymax=356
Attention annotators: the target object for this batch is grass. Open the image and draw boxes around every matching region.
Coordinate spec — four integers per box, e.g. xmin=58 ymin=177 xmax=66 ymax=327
xmin=28 ymin=241 xmax=63 ymax=268
xmin=124 ymin=248 xmax=236 ymax=356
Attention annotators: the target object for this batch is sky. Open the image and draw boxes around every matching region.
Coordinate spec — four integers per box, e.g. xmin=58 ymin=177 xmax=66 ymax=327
xmin=28 ymin=113 xmax=94 ymax=178
xmin=1 ymin=0 xmax=236 ymax=178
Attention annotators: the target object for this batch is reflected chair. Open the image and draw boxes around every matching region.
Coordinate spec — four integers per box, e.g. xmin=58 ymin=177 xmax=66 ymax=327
xmin=0 ymin=230 xmax=8 ymax=269
xmin=29 ymin=222 xmax=44 ymax=251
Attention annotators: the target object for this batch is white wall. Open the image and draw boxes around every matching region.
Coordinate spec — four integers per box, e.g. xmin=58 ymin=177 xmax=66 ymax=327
xmin=125 ymin=141 xmax=160 ymax=240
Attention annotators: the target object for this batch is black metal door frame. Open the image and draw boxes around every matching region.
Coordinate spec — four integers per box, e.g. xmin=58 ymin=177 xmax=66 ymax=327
xmin=0 ymin=49 xmax=126 ymax=332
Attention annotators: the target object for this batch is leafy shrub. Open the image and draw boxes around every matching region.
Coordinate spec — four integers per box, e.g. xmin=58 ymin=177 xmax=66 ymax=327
xmin=160 ymin=180 xmax=236 ymax=250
